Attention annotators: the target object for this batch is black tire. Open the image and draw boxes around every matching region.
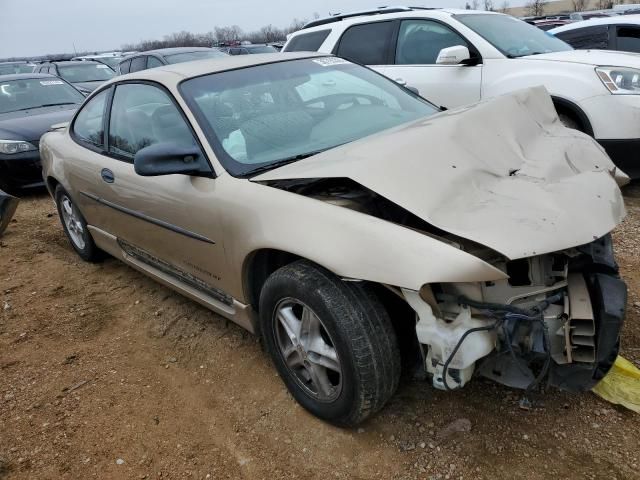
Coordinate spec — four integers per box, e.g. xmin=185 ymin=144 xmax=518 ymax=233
xmin=259 ymin=260 xmax=401 ymax=426
xmin=55 ymin=185 xmax=102 ymax=262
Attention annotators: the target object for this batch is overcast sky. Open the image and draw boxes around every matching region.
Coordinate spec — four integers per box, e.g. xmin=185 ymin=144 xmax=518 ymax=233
xmin=1 ymin=0 xmax=506 ymax=58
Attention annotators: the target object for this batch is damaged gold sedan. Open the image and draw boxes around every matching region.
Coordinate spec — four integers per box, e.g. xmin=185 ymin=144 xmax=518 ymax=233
xmin=40 ymin=53 xmax=628 ymax=426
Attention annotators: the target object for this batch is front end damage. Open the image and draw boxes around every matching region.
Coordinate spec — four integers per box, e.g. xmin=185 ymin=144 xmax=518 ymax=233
xmin=404 ymin=235 xmax=626 ymax=392
xmin=253 ymin=87 xmax=629 ymax=394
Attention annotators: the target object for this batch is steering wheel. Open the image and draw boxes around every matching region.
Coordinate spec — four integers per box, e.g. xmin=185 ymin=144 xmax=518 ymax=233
xmin=303 ymin=93 xmax=384 ymax=112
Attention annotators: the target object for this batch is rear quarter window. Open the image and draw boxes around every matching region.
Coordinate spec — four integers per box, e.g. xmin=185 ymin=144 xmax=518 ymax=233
xmin=119 ymin=59 xmax=132 ymax=74
xmin=72 ymin=89 xmax=108 ymax=148
xmin=284 ymin=30 xmax=332 ymax=52
xmin=555 ymin=25 xmax=609 ymax=49
xmin=336 ymin=22 xmax=395 ymax=65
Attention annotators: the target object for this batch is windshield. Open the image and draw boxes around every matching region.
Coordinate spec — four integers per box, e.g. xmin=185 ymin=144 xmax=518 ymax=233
xmin=181 ymin=57 xmax=438 ymax=176
xmin=164 ymin=50 xmax=228 ymax=64
xmin=58 ymin=63 xmax=115 ymax=83
xmin=456 ymin=14 xmax=573 ymax=57
xmin=247 ymin=45 xmax=278 ymax=54
xmin=0 ymin=63 xmax=35 ymax=75
xmin=0 ymin=77 xmax=84 ymax=114
xmin=95 ymin=57 xmax=122 ymax=68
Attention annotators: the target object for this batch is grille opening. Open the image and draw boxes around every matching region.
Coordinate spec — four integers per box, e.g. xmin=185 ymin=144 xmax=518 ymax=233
xmin=507 ymin=259 xmax=531 ymax=286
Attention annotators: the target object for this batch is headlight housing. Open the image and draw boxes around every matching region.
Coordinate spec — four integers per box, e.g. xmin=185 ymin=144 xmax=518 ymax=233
xmin=596 ymin=66 xmax=640 ymax=94
xmin=0 ymin=140 xmax=37 ymax=155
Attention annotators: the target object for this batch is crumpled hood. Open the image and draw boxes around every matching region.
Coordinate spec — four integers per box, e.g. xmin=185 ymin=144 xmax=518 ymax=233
xmin=254 ymin=87 xmax=626 ymax=260
xmin=520 ymin=49 xmax=640 ymax=67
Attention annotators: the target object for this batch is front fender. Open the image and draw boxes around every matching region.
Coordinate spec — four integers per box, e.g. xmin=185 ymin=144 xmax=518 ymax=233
xmin=221 ymin=179 xmax=507 ymax=301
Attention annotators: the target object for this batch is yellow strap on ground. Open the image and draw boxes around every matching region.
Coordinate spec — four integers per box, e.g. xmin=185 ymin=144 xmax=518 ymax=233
xmin=592 ymin=356 xmax=640 ymax=413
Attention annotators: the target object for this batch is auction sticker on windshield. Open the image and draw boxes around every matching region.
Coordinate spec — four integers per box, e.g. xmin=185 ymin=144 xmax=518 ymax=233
xmin=312 ymin=57 xmax=351 ymax=67
xmin=40 ymin=80 xmax=64 ymax=86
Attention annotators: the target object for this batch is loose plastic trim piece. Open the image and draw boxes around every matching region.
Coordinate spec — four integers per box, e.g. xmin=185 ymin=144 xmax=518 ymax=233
xmin=592 ymin=356 xmax=640 ymax=413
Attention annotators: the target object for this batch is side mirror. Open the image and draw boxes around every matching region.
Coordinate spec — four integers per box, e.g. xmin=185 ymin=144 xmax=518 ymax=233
xmin=435 ymin=45 xmax=471 ymax=65
xmin=134 ymin=142 xmax=211 ymax=177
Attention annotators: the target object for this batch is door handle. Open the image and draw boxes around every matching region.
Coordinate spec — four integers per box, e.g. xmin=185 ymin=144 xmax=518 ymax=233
xmin=101 ymin=168 xmax=115 ymax=184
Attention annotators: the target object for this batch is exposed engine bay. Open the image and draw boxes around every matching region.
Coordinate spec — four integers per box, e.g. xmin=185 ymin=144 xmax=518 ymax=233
xmin=263 ymin=177 xmax=627 ymax=393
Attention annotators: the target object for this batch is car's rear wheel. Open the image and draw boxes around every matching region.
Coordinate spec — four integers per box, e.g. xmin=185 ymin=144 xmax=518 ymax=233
xmin=55 ymin=185 xmax=101 ymax=262
xmin=259 ymin=260 xmax=400 ymax=426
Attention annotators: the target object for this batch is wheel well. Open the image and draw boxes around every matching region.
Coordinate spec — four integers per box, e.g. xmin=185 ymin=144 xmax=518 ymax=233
xmin=551 ymin=97 xmax=594 ymax=137
xmin=45 ymin=176 xmax=60 ymax=196
xmin=244 ymin=250 xmax=421 ymax=370
xmin=244 ymin=249 xmax=302 ymax=310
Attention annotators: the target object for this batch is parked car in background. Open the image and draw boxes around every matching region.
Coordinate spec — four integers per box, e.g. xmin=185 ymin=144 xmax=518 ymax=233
xmin=40 ymin=53 xmax=627 ymax=426
xmin=528 ymin=19 xmax=571 ymax=31
xmin=0 ymin=73 xmax=84 ymax=191
xmin=218 ymin=44 xmax=279 ymax=55
xmin=117 ymin=47 xmax=228 ymax=74
xmin=569 ymin=11 xmax=612 ymax=21
xmin=0 ymin=61 xmax=36 ymax=76
xmin=550 ymin=15 xmax=640 ymax=52
xmin=285 ymin=7 xmax=640 ymax=177
xmin=523 ymin=16 xmax=572 ymax=31
xmin=72 ymin=54 xmax=123 ymax=70
xmin=35 ymin=60 xmax=115 ymax=94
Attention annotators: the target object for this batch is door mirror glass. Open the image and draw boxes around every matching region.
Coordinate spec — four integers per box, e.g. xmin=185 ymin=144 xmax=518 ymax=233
xmin=435 ymin=45 xmax=471 ymax=65
xmin=134 ymin=142 xmax=210 ymax=177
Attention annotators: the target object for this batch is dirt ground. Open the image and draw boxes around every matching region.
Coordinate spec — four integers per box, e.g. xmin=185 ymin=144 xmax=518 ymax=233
xmin=1 ymin=185 xmax=639 ymax=480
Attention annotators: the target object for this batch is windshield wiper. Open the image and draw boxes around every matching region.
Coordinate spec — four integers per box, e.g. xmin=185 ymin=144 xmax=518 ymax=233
xmin=12 ymin=102 xmax=77 ymax=112
xmin=509 ymin=51 xmax=547 ymax=58
xmin=243 ymin=150 xmax=327 ymax=177
xmin=39 ymin=102 xmax=77 ymax=107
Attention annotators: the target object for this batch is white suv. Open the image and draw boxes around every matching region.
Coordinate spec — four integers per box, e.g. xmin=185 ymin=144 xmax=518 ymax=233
xmin=285 ymin=7 xmax=640 ymax=176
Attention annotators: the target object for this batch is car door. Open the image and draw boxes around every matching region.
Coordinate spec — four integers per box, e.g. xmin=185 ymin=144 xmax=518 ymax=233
xmin=74 ymin=82 xmax=230 ymax=299
xmin=373 ymin=19 xmax=482 ymax=108
xmin=613 ymin=25 xmax=640 ymax=53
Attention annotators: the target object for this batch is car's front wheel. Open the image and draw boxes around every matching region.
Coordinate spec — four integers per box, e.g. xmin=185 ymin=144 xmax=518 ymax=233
xmin=55 ymin=185 xmax=101 ymax=262
xmin=259 ymin=260 xmax=400 ymax=426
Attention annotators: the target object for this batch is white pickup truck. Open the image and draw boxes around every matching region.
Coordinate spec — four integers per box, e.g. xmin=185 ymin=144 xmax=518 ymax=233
xmin=284 ymin=7 xmax=640 ymax=176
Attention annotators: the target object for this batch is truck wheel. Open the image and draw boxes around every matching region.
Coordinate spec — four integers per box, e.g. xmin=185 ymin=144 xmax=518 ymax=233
xmin=259 ymin=260 xmax=401 ymax=426
xmin=55 ymin=185 xmax=101 ymax=262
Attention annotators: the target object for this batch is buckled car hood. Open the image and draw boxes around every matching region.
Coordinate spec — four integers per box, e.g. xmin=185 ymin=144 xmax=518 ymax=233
xmin=254 ymin=87 xmax=626 ymax=260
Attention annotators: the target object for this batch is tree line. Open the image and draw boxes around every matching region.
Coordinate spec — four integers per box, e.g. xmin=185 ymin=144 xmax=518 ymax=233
xmin=0 ymin=16 xmax=317 ymax=62
xmin=120 ymin=17 xmax=317 ymax=52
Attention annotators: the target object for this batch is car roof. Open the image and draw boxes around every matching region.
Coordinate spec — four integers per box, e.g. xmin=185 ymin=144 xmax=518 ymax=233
xmin=0 ymin=73 xmax=56 ymax=81
xmin=550 ymin=14 xmax=640 ymax=33
xmin=0 ymin=61 xmax=33 ymax=65
xmin=295 ymin=9 xmax=501 ymax=34
xmin=45 ymin=60 xmax=103 ymax=65
xmin=131 ymin=47 xmax=217 ymax=57
xmin=108 ymin=52 xmax=326 ymax=86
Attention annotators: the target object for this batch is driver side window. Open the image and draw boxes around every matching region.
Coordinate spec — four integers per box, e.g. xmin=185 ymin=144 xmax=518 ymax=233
xmin=395 ymin=20 xmax=469 ymax=65
xmin=107 ymin=83 xmax=196 ymax=160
